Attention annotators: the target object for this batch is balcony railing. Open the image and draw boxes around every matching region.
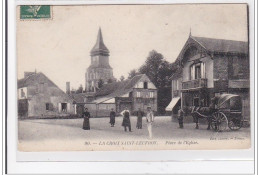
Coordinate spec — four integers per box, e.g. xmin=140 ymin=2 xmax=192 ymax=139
xmin=182 ymin=78 xmax=207 ymax=90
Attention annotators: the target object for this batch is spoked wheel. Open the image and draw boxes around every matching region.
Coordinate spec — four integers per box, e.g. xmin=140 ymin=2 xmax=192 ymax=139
xmin=210 ymin=116 xmax=218 ymax=131
xmin=211 ymin=112 xmax=228 ymax=132
xmin=228 ymin=118 xmax=243 ymax=131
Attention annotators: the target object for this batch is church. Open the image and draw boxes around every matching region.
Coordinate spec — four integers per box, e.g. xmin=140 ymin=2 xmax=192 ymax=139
xmin=71 ymin=28 xmax=158 ymax=117
xmin=85 ymin=28 xmax=116 ymax=92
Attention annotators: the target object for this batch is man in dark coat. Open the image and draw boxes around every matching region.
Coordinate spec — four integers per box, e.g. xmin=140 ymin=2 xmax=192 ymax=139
xmin=109 ymin=108 xmax=116 ymax=127
xmin=177 ymin=107 xmax=184 ymax=129
xmin=136 ymin=108 xmax=144 ymax=129
xmin=82 ymin=107 xmax=90 ymax=130
xmin=121 ymin=107 xmax=132 ymax=132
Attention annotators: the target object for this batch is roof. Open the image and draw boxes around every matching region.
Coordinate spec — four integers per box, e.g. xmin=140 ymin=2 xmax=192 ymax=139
xmin=69 ymin=93 xmax=87 ymax=103
xmin=95 ymin=79 xmax=132 ymax=97
xmin=17 ymin=72 xmax=73 ymax=101
xmin=17 ymin=72 xmax=57 ymax=89
xmin=90 ymin=28 xmax=109 ymax=56
xmin=191 ymin=36 xmax=248 ymax=54
xmin=170 ymin=35 xmax=249 ymax=79
xmin=95 ymin=74 xmax=145 ymax=98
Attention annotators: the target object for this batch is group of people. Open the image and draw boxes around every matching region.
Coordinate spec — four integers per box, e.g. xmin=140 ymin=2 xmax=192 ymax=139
xmin=82 ymin=106 xmax=155 ymax=139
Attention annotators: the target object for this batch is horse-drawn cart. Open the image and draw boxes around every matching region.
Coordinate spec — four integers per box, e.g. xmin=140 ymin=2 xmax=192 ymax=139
xmin=191 ymin=94 xmax=243 ymax=132
xmin=210 ymin=94 xmax=243 ymax=131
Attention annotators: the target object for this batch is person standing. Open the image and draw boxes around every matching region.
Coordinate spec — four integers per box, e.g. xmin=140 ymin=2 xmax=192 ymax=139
xmin=177 ymin=107 xmax=184 ymax=128
xmin=146 ymin=106 xmax=154 ymax=139
xmin=109 ymin=108 xmax=116 ymax=127
xmin=136 ymin=108 xmax=144 ymax=129
xmin=121 ymin=107 xmax=132 ymax=132
xmin=82 ymin=107 xmax=90 ymax=130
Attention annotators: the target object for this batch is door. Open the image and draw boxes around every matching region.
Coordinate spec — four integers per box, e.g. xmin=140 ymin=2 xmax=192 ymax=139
xmin=18 ymin=99 xmax=28 ymax=118
xmin=77 ymin=104 xmax=84 ymax=117
xmin=194 ymin=97 xmax=199 ymax=107
xmin=119 ymin=102 xmax=132 ymax=113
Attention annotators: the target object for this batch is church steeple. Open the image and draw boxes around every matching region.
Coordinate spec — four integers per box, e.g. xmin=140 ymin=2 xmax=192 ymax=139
xmin=86 ymin=28 xmax=115 ymax=93
xmin=90 ymin=28 xmax=110 ymax=56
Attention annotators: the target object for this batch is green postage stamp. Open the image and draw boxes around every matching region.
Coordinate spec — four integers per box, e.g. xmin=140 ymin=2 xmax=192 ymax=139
xmin=20 ymin=5 xmax=51 ymax=19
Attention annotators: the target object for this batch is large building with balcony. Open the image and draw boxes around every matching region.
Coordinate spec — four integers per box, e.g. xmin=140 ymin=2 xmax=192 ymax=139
xmin=166 ymin=34 xmax=249 ymax=118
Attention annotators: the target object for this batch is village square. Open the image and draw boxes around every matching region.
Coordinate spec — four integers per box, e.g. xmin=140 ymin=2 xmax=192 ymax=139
xmin=16 ymin=5 xmax=251 ymax=151
xmin=18 ymin=26 xmax=250 ymax=145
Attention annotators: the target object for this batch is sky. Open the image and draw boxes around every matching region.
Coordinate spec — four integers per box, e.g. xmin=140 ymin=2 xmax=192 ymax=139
xmin=17 ymin=4 xmax=248 ymax=91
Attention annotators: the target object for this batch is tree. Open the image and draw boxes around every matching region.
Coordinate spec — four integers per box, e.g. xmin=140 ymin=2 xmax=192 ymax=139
xmin=119 ymin=75 xmax=125 ymax=81
xmin=76 ymin=84 xmax=83 ymax=94
xmin=128 ymin=69 xmax=140 ymax=79
xmin=98 ymin=79 xmax=104 ymax=88
xmin=139 ymin=50 xmax=173 ymax=114
xmin=107 ymin=78 xmax=113 ymax=84
xmin=139 ymin=50 xmax=172 ymax=88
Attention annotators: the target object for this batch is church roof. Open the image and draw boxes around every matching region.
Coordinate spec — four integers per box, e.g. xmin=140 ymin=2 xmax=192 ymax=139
xmin=90 ymin=28 xmax=110 ymax=56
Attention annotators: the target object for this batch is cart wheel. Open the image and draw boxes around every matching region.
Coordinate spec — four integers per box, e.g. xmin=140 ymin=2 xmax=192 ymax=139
xmin=211 ymin=112 xmax=228 ymax=132
xmin=228 ymin=118 xmax=243 ymax=130
xmin=210 ymin=115 xmax=218 ymax=131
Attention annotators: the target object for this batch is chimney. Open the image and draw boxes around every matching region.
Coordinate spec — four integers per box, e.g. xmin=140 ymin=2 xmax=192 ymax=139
xmin=24 ymin=72 xmax=35 ymax=78
xmin=66 ymin=82 xmax=70 ymax=94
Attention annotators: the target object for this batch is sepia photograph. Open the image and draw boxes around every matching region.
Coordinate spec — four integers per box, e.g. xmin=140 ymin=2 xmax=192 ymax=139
xmin=16 ymin=4 xmax=251 ymax=151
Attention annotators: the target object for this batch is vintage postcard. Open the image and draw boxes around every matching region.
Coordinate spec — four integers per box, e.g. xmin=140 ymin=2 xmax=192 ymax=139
xmin=17 ymin=4 xmax=251 ymax=152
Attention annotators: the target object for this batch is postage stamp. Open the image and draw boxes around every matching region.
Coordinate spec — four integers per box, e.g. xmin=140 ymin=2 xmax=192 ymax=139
xmin=20 ymin=5 xmax=51 ymax=19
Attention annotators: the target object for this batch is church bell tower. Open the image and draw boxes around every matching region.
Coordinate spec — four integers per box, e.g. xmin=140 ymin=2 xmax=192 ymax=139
xmin=85 ymin=28 xmax=115 ymax=92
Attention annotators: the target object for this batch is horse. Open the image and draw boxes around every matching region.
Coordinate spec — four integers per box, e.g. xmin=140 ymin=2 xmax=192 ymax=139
xmin=190 ymin=106 xmax=214 ymax=130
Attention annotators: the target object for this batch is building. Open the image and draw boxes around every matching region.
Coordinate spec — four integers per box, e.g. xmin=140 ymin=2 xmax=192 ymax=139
xmin=166 ymin=34 xmax=250 ymax=119
xmin=75 ymin=74 xmax=158 ymax=117
xmin=85 ymin=28 xmax=115 ymax=92
xmin=18 ymin=72 xmax=76 ymax=118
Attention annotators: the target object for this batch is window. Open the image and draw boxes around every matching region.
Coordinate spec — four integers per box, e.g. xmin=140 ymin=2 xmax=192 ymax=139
xmin=195 ymin=64 xmax=201 ymax=79
xmin=137 ymin=91 xmax=141 ymax=98
xmin=143 ymin=82 xmax=148 ymax=89
xmin=61 ymin=103 xmax=67 ymax=112
xmin=190 ymin=62 xmax=205 ymax=80
xmin=21 ymin=89 xmax=25 ymax=98
xmin=46 ymin=103 xmax=54 ymax=111
xmin=149 ymin=92 xmax=154 ymax=98
xmin=46 ymin=103 xmax=50 ymax=110
xmin=232 ymin=57 xmax=241 ymax=78
xmin=129 ymin=92 xmax=133 ymax=98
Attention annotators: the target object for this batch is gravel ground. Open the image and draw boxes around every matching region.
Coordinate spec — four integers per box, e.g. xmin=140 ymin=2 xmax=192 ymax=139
xmin=18 ymin=116 xmax=250 ymax=141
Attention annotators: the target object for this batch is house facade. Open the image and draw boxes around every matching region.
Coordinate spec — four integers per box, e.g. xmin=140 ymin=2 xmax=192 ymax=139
xmin=167 ymin=35 xmax=250 ymax=119
xmin=85 ymin=28 xmax=116 ymax=92
xmin=18 ymin=72 xmax=75 ymax=118
xmin=76 ymin=74 xmax=157 ymax=117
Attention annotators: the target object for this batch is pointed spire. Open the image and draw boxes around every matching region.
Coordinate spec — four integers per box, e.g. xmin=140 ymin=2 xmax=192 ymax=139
xmin=90 ymin=27 xmax=109 ymax=56
xmin=96 ymin=27 xmax=104 ymax=45
xmin=189 ymin=27 xmax=192 ymax=37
